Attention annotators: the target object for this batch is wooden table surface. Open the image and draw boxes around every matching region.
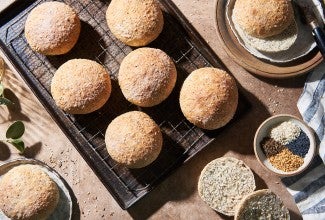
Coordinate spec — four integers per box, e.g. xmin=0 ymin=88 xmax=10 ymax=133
xmin=0 ymin=0 xmax=306 ymax=219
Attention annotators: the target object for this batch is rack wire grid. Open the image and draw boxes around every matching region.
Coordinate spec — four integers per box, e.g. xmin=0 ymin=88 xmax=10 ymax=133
xmin=0 ymin=0 xmax=240 ymax=209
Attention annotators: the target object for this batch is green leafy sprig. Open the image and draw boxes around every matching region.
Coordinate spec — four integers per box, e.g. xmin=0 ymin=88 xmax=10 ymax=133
xmin=0 ymin=57 xmax=13 ymax=105
xmin=0 ymin=83 xmax=13 ymax=105
xmin=2 ymin=121 xmax=25 ymax=153
xmin=0 ymin=58 xmax=23 ymax=152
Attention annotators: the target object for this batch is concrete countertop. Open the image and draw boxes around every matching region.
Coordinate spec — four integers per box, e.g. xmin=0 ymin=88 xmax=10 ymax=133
xmin=0 ymin=0 xmax=305 ymax=219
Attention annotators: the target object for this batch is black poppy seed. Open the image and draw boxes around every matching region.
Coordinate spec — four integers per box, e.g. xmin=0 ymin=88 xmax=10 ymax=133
xmin=286 ymin=130 xmax=310 ymax=158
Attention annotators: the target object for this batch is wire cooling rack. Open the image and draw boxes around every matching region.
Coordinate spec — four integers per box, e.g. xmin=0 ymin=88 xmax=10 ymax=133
xmin=0 ymin=0 xmax=247 ymax=209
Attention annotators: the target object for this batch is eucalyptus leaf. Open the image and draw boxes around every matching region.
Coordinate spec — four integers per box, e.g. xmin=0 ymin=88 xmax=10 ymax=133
xmin=8 ymin=139 xmax=25 ymax=153
xmin=0 ymin=83 xmax=3 ymax=96
xmin=0 ymin=97 xmax=13 ymax=105
xmin=6 ymin=121 xmax=25 ymax=139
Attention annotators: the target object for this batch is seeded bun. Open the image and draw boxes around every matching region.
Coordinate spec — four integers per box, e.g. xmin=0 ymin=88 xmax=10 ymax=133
xmin=232 ymin=18 xmax=298 ymax=53
xmin=232 ymin=0 xmax=297 ymax=53
xmin=118 ymin=48 xmax=177 ymax=107
xmin=106 ymin=0 xmax=164 ymax=47
xmin=25 ymin=1 xmax=80 ymax=55
xmin=0 ymin=165 xmax=59 ymax=220
xmin=179 ymin=67 xmax=238 ymax=130
xmin=105 ymin=111 xmax=163 ymax=168
xmin=198 ymin=157 xmax=256 ymax=216
xmin=233 ymin=0 xmax=294 ymax=38
xmin=235 ymin=189 xmax=290 ymax=220
xmin=51 ymin=59 xmax=111 ymax=114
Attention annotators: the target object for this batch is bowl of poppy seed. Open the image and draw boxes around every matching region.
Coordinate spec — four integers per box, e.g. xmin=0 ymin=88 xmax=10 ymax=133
xmin=254 ymin=114 xmax=316 ymax=177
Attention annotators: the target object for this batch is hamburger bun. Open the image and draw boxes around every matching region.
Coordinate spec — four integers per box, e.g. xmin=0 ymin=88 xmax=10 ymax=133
xmin=179 ymin=67 xmax=238 ymax=130
xmin=198 ymin=157 xmax=256 ymax=216
xmin=51 ymin=59 xmax=111 ymax=114
xmin=233 ymin=0 xmax=295 ymax=38
xmin=25 ymin=1 xmax=81 ymax=55
xmin=106 ymin=0 xmax=164 ymax=47
xmin=0 ymin=165 xmax=60 ymax=220
xmin=232 ymin=0 xmax=297 ymax=53
xmin=235 ymin=189 xmax=290 ymax=220
xmin=105 ymin=111 xmax=163 ymax=169
xmin=118 ymin=48 xmax=177 ymax=107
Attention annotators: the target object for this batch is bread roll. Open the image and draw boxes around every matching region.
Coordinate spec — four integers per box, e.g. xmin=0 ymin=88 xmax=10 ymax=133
xmin=106 ymin=0 xmax=164 ymax=46
xmin=51 ymin=59 xmax=111 ymax=114
xmin=105 ymin=111 xmax=163 ymax=168
xmin=25 ymin=1 xmax=80 ymax=55
xmin=235 ymin=189 xmax=290 ymax=220
xmin=0 ymin=165 xmax=59 ymax=220
xmin=233 ymin=0 xmax=294 ymax=38
xmin=118 ymin=48 xmax=177 ymax=107
xmin=198 ymin=157 xmax=256 ymax=216
xmin=179 ymin=67 xmax=238 ymax=130
xmin=232 ymin=0 xmax=297 ymax=53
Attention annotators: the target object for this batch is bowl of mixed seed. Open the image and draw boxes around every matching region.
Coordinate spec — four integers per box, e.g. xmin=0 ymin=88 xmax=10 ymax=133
xmin=254 ymin=114 xmax=316 ymax=176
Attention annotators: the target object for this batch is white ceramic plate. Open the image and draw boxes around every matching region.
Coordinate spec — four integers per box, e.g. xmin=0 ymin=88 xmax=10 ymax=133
xmin=0 ymin=158 xmax=72 ymax=220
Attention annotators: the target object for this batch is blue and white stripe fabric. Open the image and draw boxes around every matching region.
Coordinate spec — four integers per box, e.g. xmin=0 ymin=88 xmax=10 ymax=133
xmin=282 ymin=62 xmax=325 ymax=219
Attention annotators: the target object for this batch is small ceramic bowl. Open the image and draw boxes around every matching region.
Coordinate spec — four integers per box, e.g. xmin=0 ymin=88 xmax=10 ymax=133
xmin=254 ymin=114 xmax=316 ymax=177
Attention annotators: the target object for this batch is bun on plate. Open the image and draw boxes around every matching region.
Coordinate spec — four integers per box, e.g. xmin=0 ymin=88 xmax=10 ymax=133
xmin=232 ymin=0 xmax=297 ymax=52
xmin=0 ymin=165 xmax=60 ymax=220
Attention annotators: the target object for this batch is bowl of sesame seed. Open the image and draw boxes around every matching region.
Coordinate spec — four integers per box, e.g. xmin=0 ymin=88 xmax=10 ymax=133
xmin=254 ymin=114 xmax=316 ymax=177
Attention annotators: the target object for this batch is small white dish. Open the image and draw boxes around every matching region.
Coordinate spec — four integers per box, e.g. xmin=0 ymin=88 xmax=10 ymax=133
xmin=254 ymin=114 xmax=316 ymax=177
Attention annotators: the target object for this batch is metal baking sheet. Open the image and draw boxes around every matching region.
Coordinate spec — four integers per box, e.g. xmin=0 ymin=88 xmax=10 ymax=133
xmin=0 ymin=0 xmax=248 ymax=209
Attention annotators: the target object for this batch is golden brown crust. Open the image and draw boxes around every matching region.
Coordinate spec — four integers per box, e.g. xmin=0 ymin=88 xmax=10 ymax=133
xmin=105 ymin=111 xmax=163 ymax=168
xmin=0 ymin=165 xmax=59 ymax=220
xmin=179 ymin=67 xmax=238 ymax=130
xmin=25 ymin=1 xmax=81 ymax=55
xmin=51 ymin=59 xmax=111 ymax=114
xmin=118 ymin=48 xmax=177 ymax=107
xmin=233 ymin=0 xmax=294 ymax=38
xmin=106 ymin=0 xmax=164 ymax=46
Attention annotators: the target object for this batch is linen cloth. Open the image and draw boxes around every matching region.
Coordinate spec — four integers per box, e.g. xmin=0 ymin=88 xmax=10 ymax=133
xmin=282 ymin=62 xmax=325 ymax=219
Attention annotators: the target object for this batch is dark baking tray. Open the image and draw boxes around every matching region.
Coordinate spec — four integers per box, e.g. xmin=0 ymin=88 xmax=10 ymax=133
xmin=0 ymin=0 xmax=248 ymax=209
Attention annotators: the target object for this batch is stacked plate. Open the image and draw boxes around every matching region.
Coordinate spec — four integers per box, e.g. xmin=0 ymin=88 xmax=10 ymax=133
xmin=214 ymin=0 xmax=323 ymax=78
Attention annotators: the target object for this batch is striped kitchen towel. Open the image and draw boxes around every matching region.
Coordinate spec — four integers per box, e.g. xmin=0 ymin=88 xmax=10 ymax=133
xmin=282 ymin=62 xmax=325 ymax=219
